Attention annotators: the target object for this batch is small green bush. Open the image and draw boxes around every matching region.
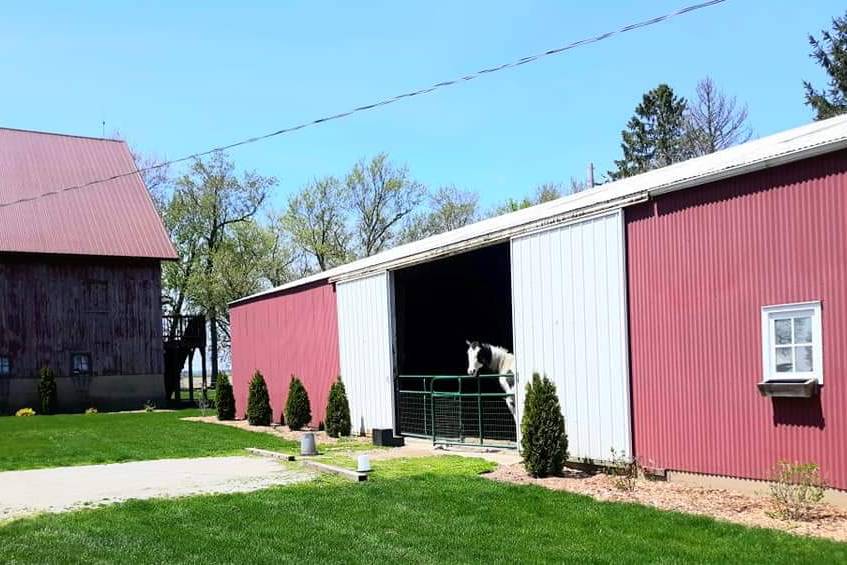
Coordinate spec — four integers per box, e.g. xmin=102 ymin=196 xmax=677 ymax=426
xmin=37 ymin=367 xmax=58 ymax=415
xmin=246 ymin=371 xmax=272 ymax=426
xmin=325 ymin=377 xmax=351 ymax=438
xmin=521 ymin=373 xmax=568 ymax=478
xmin=15 ymin=407 xmax=36 ymax=417
xmin=769 ymin=461 xmax=827 ymax=520
xmin=285 ymin=376 xmax=311 ymax=431
xmin=215 ymin=373 xmax=236 ymax=421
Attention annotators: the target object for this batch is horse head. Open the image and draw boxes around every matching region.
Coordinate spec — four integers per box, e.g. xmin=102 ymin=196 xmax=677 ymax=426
xmin=466 ymin=340 xmax=492 ymax=375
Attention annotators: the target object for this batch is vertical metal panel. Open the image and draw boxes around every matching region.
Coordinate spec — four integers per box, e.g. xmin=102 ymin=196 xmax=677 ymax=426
xmin=230 ymin=280 xmax=340 ymax=425
xmin=337 ymin=272 xmax=394 ymax=432
xmin=511 ymin=211 xmax=630 ymax=462
xmin=627 ymin=150 xmax=847 ymax=489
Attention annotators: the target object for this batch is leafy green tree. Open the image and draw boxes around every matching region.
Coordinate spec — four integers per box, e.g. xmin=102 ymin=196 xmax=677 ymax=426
xmin=400 ymin=185 xmax=479 ymax=243
xmin=611 ymin=84 xmax=689 ymax=179
xmin=246 ymin=371 xmax=272 ymax=426
xmin=215 ymin=373 xmax=236 ymax=421
xmin=347 ymin=153 xmax=426 ymax=256
xmin=805 ymin=12 xmax=847 ymax=119
xmin=282 ymin=177 xmax=351 ymax=271
xmin=325 ymin=377 xmax=351 ymax=437
xmin=489 ymin=181 xmax=584 ymax=217
xmin=285 ymin=376 xmax=312 ymax=431
xmin=38 ymin=367 xmax=58 ymax=415
xmin=521 ymin=373 xmax=568 ymax=478
xmin=171 ymin=152 xmax=275 ymax=382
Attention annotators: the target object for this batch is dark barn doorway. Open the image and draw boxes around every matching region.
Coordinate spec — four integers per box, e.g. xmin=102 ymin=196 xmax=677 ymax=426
xmin=393 ymin=242 xmax=516 ymax=444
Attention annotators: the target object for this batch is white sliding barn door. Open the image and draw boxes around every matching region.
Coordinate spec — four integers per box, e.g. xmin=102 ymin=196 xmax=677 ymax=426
xmin=511 ymin=210 xmax=631 ymax=462
xmin=336 ymin=272 xmax=395 ymax=433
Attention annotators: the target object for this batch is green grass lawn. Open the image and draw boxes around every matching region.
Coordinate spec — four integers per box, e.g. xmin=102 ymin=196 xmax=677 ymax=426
xmin=0 ymin=409 xmax=298 ymax=471
xmin=0 ymin=456 xmax=843 ymax=564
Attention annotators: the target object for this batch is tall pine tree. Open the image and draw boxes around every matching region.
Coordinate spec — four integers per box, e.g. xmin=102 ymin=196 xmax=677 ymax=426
xmin=804 ymin=12 xmax=847 ymax=120
xmin=610 ymin=84 xmax=688 ymax=180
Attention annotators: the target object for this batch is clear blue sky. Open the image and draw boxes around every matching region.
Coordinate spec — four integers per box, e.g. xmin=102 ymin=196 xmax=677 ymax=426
xmin=1 ymin=1 xmax=842 ymax=209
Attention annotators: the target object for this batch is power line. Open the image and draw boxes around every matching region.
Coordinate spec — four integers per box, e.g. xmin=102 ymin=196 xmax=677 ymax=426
xmin=0 ymin=0 xmax=727 ymax=210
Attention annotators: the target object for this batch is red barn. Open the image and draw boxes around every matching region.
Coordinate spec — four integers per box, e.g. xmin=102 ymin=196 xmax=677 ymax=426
xmin=0 ymin=127 xmax=177 ymax=413
xmin=231 ymin=115 xmax=847 ymax=492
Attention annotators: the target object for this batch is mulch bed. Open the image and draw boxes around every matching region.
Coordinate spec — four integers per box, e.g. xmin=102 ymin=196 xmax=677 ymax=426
xmin=487 ymin=463 xmax=847 ymax=543
xmin=183 ymin=416 xmax=371 ymax=445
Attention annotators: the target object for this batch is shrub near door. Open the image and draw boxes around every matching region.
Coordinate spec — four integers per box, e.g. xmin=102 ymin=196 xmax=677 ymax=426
xmin=521 ymin=373 xmax=568 ymax=478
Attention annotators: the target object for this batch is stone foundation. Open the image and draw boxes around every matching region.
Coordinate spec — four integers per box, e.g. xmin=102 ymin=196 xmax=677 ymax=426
xmin=1 ymin=374 xmax=165 ymax=414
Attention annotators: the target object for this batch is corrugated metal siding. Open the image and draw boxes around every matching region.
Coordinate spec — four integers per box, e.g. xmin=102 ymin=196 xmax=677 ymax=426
xmin=230 ymin=280 xmax=340 ymax=425
xmin=627 ymin=150 xmax=847 ymax=489
xmin=336 ymin=272 xmax=394 ymax=432
xmin=0 ymin=128 xmax=176 ymax=259
xmin=511 ymin=211 xmax=631 ymax=462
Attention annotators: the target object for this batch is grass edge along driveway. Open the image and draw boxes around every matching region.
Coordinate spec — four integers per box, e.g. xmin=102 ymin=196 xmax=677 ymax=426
xmin=0 ymin=409 xmax=299 ymax=471
xmin=0 ymin=456 xmax=844 ymax=564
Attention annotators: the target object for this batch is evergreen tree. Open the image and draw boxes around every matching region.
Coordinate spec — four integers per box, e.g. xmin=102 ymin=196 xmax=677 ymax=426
xmin=285 ymin=376 xmax=312 ymax=431
xmin=215 ymin=372 xmax=236 ymax=421
xmin=38 ymin=367 xmax=58 ymax=415
xmin=325 ymin=377 xmax=352 ymax=438
xmin=521 ymin=373 xmax=568 ymax=478
xmin=611 ymin=84 xmax=688 ymax=180
xmin=246 ymin=371 xmax=272 ymax=426
xmin=804 ymin=12 xmax=847 ymax=120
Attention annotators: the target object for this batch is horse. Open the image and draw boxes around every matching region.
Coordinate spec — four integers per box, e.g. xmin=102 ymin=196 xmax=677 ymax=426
xmin=466 ymin=340 xmax=516 ymax=418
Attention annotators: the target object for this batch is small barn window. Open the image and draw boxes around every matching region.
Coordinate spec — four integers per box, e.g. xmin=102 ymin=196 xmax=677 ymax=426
xmin=0 ymin=356 xmax=10 ymax=376
xmin=761 ymin=302 xmax=822 ymax=383
xmin=71 ymin=353 xmax=92 ymax=377
xmin=84 ymin=280 xmax=109 ymax=313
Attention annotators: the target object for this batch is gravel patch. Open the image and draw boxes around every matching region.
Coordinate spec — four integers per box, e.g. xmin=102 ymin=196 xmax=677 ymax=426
xmin=487 ymin=463 xmax=847 ymax=542
xmin=0 ymin=456 xmax=314 ymax=521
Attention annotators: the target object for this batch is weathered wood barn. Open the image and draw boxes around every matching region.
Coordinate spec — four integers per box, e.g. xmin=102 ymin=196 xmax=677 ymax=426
xmin=231 ymin=115 xmax=847 ymax=490
xmin=0 ymin=127 xmax=177 ymax=413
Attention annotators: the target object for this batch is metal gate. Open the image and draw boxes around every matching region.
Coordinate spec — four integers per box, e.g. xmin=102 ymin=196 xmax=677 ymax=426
xmin=397 ymin=374 xmax=517 ymax=448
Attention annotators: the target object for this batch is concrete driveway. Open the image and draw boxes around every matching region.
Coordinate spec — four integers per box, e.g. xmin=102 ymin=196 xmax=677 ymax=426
xmin=0 ymin=456 xmax=313 ymax=521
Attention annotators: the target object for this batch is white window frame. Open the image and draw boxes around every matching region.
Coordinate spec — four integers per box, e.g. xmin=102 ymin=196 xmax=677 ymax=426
xmin=761 ymin=301 xmax=823 ymax=383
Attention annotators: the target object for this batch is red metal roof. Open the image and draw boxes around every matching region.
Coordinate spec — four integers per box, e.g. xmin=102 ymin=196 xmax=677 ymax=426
xmin=0 ymin=127 xmax=177 ymax=260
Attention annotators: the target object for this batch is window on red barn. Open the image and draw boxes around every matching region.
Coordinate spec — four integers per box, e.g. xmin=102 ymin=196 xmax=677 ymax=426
xmin=761 ymin=302 xmax=822 ymax=383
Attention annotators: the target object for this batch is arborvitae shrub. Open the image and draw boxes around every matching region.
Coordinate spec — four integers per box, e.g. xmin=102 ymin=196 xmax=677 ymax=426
xmin=325 ymin=377 xmax=351 ymax=438
xmin=521 ymin=373 xmax=568 ymax=478
xmin=246 ymin=371 xmax=272 ymax=426
xmin=38 ymin=367 xmax=58 ymax=415
xmin=285 ymin=376 xmax=311 ymax=431
xmin=216 ymin=373 xmax=236 ymax=421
